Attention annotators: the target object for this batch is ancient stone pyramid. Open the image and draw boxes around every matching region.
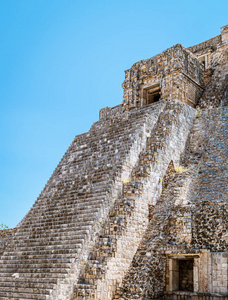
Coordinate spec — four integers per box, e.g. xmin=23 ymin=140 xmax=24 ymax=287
xmin=0 ymin=25 xmax=228 ymax=300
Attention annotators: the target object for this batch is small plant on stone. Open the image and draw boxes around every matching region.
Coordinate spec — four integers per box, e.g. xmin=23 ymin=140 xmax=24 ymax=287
xmin=196 ymin=109 xmax=201 ymax=118
xmin=0 ymin=224 xmax=8 ymax=230
xmin=122 ymin=178 xmax=130 ymax=184
xmin=174 ymin=165 xmax=186 ymax=173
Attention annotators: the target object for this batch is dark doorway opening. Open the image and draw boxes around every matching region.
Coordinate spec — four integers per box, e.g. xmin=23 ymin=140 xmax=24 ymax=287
xmin=143 ymin=85 xmax=161 ymax=105
xmin=178 ymin=259 xmax=194 ymax=292
xmin=147 ymin=89 xmax=161 ymax=104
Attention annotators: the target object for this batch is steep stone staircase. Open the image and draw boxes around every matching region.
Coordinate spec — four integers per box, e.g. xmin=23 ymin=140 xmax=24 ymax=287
xmin=0 ymin=103 xmax=164 ymax=300
xmin=73 ymin=101 xmax=195 ymax=300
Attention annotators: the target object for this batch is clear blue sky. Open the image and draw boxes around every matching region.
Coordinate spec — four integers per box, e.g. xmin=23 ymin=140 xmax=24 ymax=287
xmin=0 ymin=0 xmax=227 ymax=228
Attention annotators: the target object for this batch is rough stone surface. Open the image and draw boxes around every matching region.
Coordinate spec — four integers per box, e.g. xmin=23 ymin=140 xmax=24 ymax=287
xmin=122 ymin=44 xmax=204 ymax=110
xmin=0 ymin=25 xmax=227 ymax=300
xmin=0 ymin=229 xmax=16 ymax=257
xmin=113 ymin=106 xmax=228 ymax=300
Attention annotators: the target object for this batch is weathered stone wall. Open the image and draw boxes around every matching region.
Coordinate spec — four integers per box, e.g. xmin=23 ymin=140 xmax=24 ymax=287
xmin=74 ymin=101 xmax=195 ymax=300
xmin=186 ymin=26 xmax=228 ymax=109
xmin=188 ymin=109 xmax=228 ymax=252
xmin=122 ymin=44 xmax=203 ymax=110
xmin=221 ymin=25 xmax=228 ymax=45
xmin=187 ymin=35 xmax=222 ymax=56
xmin=0 ymin=229 xmax=16 ymax=257
xmin=198 ymin=46 xmax=228 ymax=108
xmin=211 ymin=252 xmax=228 ymax=294
xmin=113 ymin=107 xmax=228 ymax=300
xmin=99 ymin=104 xmax=123 ymax=120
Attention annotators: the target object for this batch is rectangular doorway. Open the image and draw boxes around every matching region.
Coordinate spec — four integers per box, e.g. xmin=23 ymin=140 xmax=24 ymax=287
xmin=168 ymin=257 xmax=194 ymax=292
xmin=143 ymin=84 xmax=161 ymax=105
xmin=178 ymin=259 xmax=194 ymax=292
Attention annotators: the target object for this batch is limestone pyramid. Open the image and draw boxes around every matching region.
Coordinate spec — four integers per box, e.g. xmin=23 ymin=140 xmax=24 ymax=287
xmin=0 ymin=25 xmax=227 ymax=300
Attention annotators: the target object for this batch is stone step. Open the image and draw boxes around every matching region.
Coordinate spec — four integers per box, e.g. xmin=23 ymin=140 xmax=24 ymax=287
xmin=75 ymin=128 xmax=142 ymax=146
xmin=0 ymin=286 xmax=51 ymax=294
xmin=85 ymin=261 xmax=105 ymax=272
xmin=41 ymin=191 xmax=105 ymax=201
xmin=5 ymin=240 xmax=83 ymax=252
xmin=2 ymin=247 xmax=79 ymax=257
xmin=16 ymin=223 xmax=93 ymax=237
xmin=1 ymin=252 xmax=75 ymax=261
xmin=0 ymin=257 xmax=73 ymax=265
xmin=0 ymin=298 xmax=43 ymax=300
xmin=31 ymin=186 xmax=107 ymax=199
xmin=20 ymin=216 xmax=99 ymax=230
xmin=9 ymin=236 xmax=85 ymax=248
xmin=71 ymin=139 xmax=133 ymax=153
xmin=0 ymin=261 xmax=71 ymax=271
xmin=15 ymin=219 xmax=95 ymax=233
xmin=20 ymin=209 xmax=100 ymax=225
xmin=0 ymin=280 xmax=55 ymax=290
xmin=14 ymin=219 xmax=96 ymax=233
xmin=14 ymin=230 xmax=90 ymax=241
xmin=0 ymin=290 xmax=49 ymax=299
xmin=0 ymin=277 xmax=57 ymax=285
xmin=12 ymin=233 xmax=87 ymax=244
xmin=20 ymin=202 xmax=105 ymax=221
xmin=10 ymin=231 xmax=88 ymax=245
xmin=22 ymin=199 xmax=105 ymax=217
xmin=74 ymin=283 xmax=96 ymax=297
xmin=29 ymin=197 xmax=105 ymax=210
xmin=0 ymin=266 xmax=68 ymax=274
xmin=23 ymin=205 xmax=101 ymax=217
xmin=0 ymin=271 xmax=65 ymax=280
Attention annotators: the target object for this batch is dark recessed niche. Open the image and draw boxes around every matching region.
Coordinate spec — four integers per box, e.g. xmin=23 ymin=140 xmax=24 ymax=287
xmin=178 ymin=259 xmax=194 ymax=292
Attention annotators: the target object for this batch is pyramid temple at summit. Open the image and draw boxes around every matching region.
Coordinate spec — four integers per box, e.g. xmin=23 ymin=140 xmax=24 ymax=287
xmin=0 ymin=25 xmax=228 ymax=300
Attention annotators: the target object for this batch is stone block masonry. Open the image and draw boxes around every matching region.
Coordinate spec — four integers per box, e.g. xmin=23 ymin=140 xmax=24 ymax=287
xmin=0 ymin=25 xmax=227 ymax=300
xmin=0 ymin=229 xmax=16 ymax=257
xmin=113 ymin=106 xmax=228 ymax=300
xmin=0 ymin=102 xmax=166 ymax=300
xmin=122 ymin=44 xmax=204 ymax=110
xmin=74 ymin=101 xmax=195 ymax=300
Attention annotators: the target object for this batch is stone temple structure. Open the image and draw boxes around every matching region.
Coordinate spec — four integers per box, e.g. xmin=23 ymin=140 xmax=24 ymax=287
xmin=0 ymin=25 xmax=228 ymax=300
